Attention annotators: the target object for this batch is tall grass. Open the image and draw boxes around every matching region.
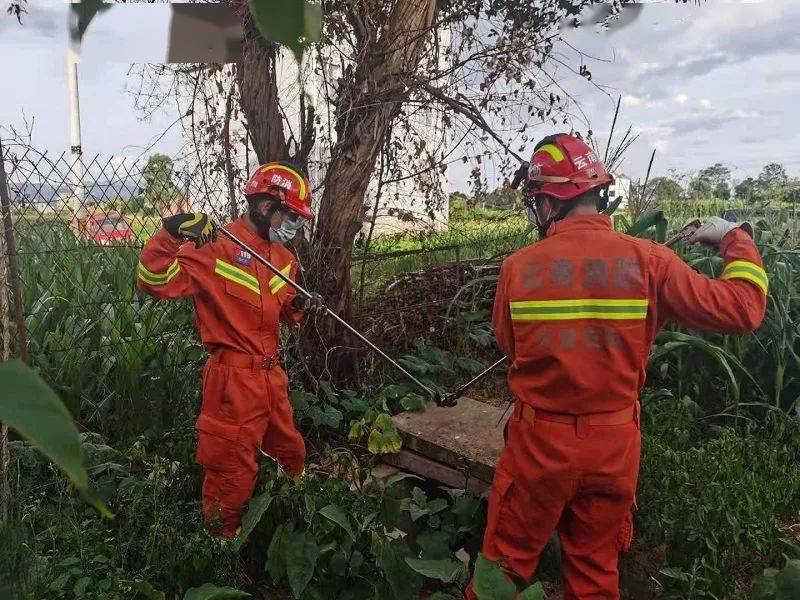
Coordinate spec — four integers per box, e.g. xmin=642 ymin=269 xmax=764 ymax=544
xmin=12 ymin=218 xmax=202 ymax=439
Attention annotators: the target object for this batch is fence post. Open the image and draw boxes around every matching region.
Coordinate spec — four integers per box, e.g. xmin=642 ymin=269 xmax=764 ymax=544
xmin=0 ymin=138 xmax=27 ymax=527
xmin=0 ymin=140 xmax=28 ymax=365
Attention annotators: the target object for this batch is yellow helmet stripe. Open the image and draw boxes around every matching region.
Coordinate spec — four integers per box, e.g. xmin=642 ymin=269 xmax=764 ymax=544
xmin=534 ymin=144 xmax=565 ymax=163
xmin=258 ymin=164 xmax=308 ymax=200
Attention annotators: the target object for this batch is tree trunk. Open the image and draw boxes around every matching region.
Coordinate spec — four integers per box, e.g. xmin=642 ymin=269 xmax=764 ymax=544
xmin=234 ymin=0 xmax=438 ymax=386
xmin=235 ymin=3 xmax=289 ymax=164
xmin=305 ymin=0 xmax=438 ymax=384
xmin=0 ymin=147 xmax=10 ymax=527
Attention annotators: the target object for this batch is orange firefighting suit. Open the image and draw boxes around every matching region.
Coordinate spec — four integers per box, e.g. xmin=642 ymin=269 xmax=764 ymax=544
xmin=470 ymin=215 xmax=767 ymax=599
xmin=137 ymin=218 xmax=306 ymax=536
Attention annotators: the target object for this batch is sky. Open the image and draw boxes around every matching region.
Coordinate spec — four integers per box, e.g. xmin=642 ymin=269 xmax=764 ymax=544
xmin=1 ymin=1 xmax=798 ymax=191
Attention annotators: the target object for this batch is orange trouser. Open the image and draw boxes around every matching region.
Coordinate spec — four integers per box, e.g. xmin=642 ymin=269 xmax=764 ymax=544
xmin=195 ymin=350 xmax=306 ymax=537
xmin=467 ymin=402 xmax=640 ymax=600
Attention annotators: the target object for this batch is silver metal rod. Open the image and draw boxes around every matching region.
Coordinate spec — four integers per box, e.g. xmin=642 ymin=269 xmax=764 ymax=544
xmin=218 ymin=228 xmax=436 ymax=399
xmin=441 ymin=356 xmax=507 ymax=406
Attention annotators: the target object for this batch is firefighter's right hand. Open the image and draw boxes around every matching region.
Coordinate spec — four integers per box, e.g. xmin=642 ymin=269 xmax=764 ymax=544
xmin=163 ymin=213 xmax=217 ymax=247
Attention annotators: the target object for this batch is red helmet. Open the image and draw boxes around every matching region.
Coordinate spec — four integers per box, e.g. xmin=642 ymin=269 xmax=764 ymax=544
xmin=244 ymin=161 xmax=313 ymax=220
xmin=523 ymin=133 xmax=613 ymax=202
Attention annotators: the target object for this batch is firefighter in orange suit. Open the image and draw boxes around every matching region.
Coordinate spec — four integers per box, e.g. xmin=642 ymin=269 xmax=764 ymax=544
xmin=137 ymin=162 xmax=322 ymax=537
xmin=467 ymin=134 xmax=767 ymax=599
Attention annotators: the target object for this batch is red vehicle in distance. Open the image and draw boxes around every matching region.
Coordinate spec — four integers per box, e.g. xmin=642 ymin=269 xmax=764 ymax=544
xmin=84 ymin=211 xmax=135 ymax=245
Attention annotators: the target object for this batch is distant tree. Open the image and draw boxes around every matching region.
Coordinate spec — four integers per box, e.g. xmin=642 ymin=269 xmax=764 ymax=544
xmin=475 ymin=185 xmax=519 ymax=209
xmin=698 ymin=163 xmax=731 ymax=188
xmin=449 ymin=191 xmax=468 ymax=204
xmin=714 ymin=181 xmax=731 ymax=201
xmin=104 ymin=196 xmax=131 ymax=214
xmin=140 ymin=154 xmax=181 ymax=215
xmin=650 ymin=177 xmax=683 ymax=204
xmin=786 ymin=185 xmax=800 ymax=207
xmin=689 ymin=163 xmax=730 ymax=199
xmin=757 ymin=162 xmax=789 ymax=189
xmin=735 ymin=177 xmax=758 ymax=203
xmin=688 ymin=176 xmax=714 ymax=199
xmin=756 ymin=162 xmax=789 ymax=201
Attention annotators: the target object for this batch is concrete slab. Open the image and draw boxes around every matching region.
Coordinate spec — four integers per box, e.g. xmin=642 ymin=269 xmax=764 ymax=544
xmin=391 ymin=397 xmax=510 ymax=485
xmin=384 ymin=449 xmax=491 ymax=496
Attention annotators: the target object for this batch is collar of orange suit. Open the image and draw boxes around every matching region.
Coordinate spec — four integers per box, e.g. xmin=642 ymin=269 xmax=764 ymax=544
xmin=546 ymin=213 xmax=612 ymax=237
xmin=227 ymin=217 xmax=273 ymax=254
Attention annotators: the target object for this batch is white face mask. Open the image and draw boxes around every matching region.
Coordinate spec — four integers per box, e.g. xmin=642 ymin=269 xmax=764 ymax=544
xmin=268 ymin=214 xmax=305 ymax=244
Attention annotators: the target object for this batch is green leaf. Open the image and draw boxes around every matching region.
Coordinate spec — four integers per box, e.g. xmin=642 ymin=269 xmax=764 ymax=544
xmin=0 ymin=361 xmax=111 ymax=517
xmin=250 ymin=0 xmax=322 ymax=62
xmin=455 ymin=357 xmax=487 ymax=375
xmin=348 ymin=418 xmax=366 ymax=440
xmin=400 ymin=393 xmax=427 ymax=412
xmin=626 ymin=210 xmax=667 ymax=238
xmin=285 ymin=530 xmax=319 ymax=599
xmin=472 ymin=553 xmax=516 ymax=600
xmin=290 ymin=390 xmax=317 ymax=412
xmin=518 ymin=582 xmax=546 ymax=600
xmin=404 ymin=558 xmax=465 ymax=583
xmin=776 ymin=560 xmax=800 ymax=599
xmin=752 ymin=569 xmax=779 ymax=600
xmin=318 ymin=504 xmax=355 ymax=539
xmin=416 ymin=530 xmax=452 ymax=560
xmin=233 ymin=493 xmax=273 ymax=550
xmin=130 ymin=581 xmax=165 ymax=600
xmin=368 ymin=413 xmax=402 ymax=454
xmin=74 ymin=576 xmax=91 ymax=596
xmin=378 ymin=540 xmax=422 ymax=600
xmin=183 ymin=584 xmax=250 ymax=600
xmin=266 ymin=522 xmax=292 ymax=581
xmin=307 ymin=404 xmax=343 ymax=430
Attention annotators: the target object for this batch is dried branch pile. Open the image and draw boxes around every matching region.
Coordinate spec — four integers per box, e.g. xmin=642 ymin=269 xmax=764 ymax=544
xmin=359 ymin=259 xmax=501 ymax=350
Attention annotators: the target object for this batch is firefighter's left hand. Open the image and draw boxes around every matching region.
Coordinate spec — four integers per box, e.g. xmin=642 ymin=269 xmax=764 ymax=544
xmin=687 ymin=217 xmax=752 ymax=247
xmin=291 ymin=292 xmax=325 ymax=314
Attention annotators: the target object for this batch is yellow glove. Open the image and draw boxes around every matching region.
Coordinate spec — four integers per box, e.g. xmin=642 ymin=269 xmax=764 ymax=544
xmin=163 ymin=213 xmax=217 ymax=247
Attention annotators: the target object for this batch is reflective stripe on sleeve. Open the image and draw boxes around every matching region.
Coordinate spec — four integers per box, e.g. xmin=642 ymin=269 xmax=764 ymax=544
xmin=510 ymin=298 xmax=649 ymax=321
xmin=137 ymin=260 xmax=180 ymax=286
xmin=721 ymin=260 xmax=768 ymax=294
xmin=215 ymin=259 xmax=260 ymax=295
xmin=269 ymin=263 xmax=293 ymax=294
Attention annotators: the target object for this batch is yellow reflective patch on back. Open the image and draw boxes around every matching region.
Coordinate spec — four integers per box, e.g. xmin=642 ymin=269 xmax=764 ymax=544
xmin=510 ymin=298 xmax=648 ymax=321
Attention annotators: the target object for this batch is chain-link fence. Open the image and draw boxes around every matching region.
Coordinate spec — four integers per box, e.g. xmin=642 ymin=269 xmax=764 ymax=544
xmin=0 ymin=142 xmax=535 ymax=435
xmin=0 ymin=143 xmax=240 ymax=438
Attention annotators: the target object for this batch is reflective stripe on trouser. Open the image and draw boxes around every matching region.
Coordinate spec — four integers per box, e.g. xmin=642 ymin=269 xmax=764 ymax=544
xmin=195 ymin=357 xmax=305 ymax=537
xmin=467 ymin=404 xmax=640 ymax=600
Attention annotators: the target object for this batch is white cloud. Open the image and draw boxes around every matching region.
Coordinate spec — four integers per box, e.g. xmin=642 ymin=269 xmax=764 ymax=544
xmin=653 ymin=139 xmax=670 ymax=152
xmin=675 ymin=94 xmax=689 ymax=105
xmin=622 ymin=95 xmax=643 ymax=106
xmin=630 ymin=61 xmax=660 ymax=75
xmin=699 ymin=98 xmax=712 ymax=108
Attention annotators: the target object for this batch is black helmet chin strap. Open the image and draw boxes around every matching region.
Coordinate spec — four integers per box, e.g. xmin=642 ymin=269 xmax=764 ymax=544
xmin=529 ymin=196 xmax=574 ymax=239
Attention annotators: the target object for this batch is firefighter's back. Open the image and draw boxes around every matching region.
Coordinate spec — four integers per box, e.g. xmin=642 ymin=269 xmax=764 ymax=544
xmin=500 ymin=215 xmax=658 ymax=415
